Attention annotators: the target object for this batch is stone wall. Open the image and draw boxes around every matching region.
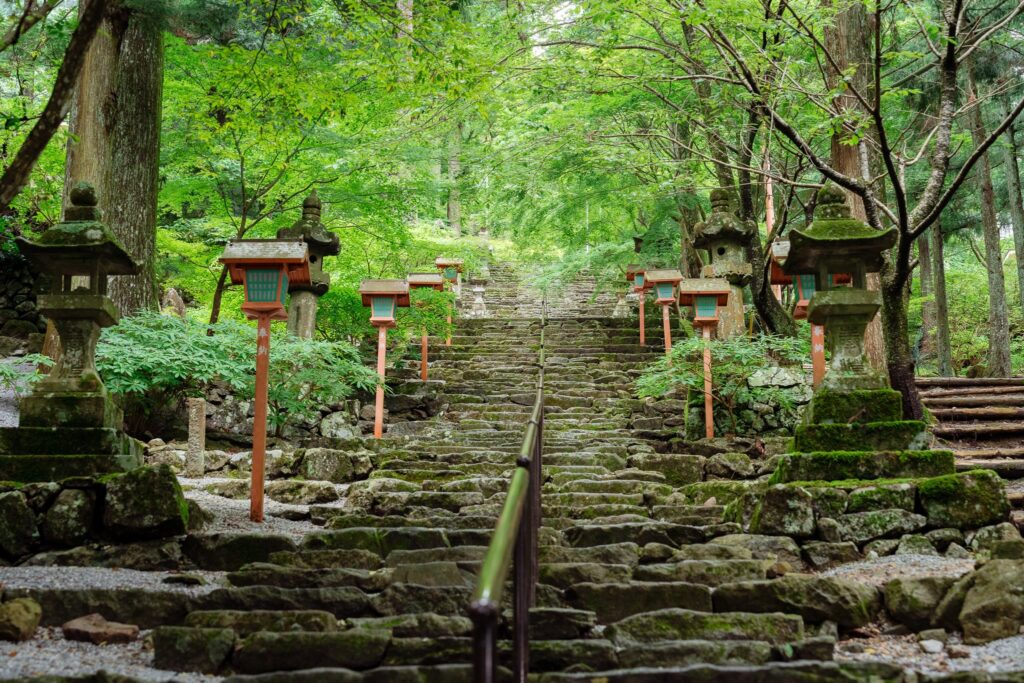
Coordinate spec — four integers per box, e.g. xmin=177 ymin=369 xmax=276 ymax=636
xmin=0 ymin=252 xmax=46 ymax=340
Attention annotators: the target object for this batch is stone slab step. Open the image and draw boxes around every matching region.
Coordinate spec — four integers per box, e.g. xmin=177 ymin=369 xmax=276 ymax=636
xmin=933 ymin=421 xmax=1024 ymax=438
xmin=955 ymin=458 xmax=1024 ymax=478
xmin=929 ymin=407 xmax=1024 ymax=420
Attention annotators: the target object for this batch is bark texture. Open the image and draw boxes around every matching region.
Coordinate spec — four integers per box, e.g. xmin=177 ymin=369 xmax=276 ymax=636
xmin=967 ymin=64 xmax=1011 ymax=376
xmin=931 ymin=224 xmax=954 ymax=377
xmin=447 ymin=121 xmax=462 ymax=236
xmin=1000 ymin=96 xmax=1024 ymax=313
xmin=63 ymin=3 xmax=162 ymax=315
xmin=918 ymin=227 xmax=935 ymax=360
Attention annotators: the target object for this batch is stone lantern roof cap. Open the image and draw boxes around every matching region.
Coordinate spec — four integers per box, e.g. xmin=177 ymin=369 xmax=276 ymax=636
xmin=275 ymin=190 xmax=341 ymax=256
xmin=693 ymin=189 xmax=754 ymax=250
xmin=783 ymin=183 xmax=897 ymax=275
xmin=16 ymin=181 xmax=139 ymax=276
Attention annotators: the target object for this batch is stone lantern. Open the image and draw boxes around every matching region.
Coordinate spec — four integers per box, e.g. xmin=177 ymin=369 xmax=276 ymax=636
xmin=784 ymin=184 xmax=925 ymax=454
xmin=694 ymin=189 xmax=754 ymax=338
xmin=276 ymin=191 xmax=340 ymax=339
xmin=783 ymin=183 xmax=896 ymax=391
xmin=0 ymin=182 xmax=143 ymax=481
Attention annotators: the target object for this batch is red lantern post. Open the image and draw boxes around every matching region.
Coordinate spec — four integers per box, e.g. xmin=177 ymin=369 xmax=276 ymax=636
xmin=220 ymin=240 xmax=310 ymax=522
xmin=679 ymin=279 xmax=730 ymax=440
xmin=626 ymin=265 xmax=650 ymax=345
xmin=360 ymin=279 xmax=411 ymax=439
xmin=435 ymin=258 xmax=463 ymax=346
xmin=408 ymin=272 xmax=444 ymax=381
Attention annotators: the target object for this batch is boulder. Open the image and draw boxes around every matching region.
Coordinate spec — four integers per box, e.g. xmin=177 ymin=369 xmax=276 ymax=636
xmin=801 ymin=542 xmax=860 ymax=569
xmin=0 ymin=598 xmax=41 ymax=641
xmin=61 ymin=613 xmax=139 ymax=643
xmin=0 ymin=491 xmax=37 ymax=558
xmin=959 ymin=559 xmax=1024 ymax=644
xmin=302 ymin=448 xmax=373 ymax=483
xmin=706 ymin=452 xmax=755 ymax=479
xmin=969 ymin=522 xmax=1022 ymax=552
xmin=883 ymin=576 xmax=957 ymax=631
xmin=40 ymin=488 xmax=95 ymax=547
xmin=713 ymin=575 xmax=880 ymax=628
xmin=749 ymin=485 xmax=815 ymax=538
xmin=153 ymin=626 xmax=235 ymax=673
xmin=709 ymin=534 xmax=803 ymax=567
xmin=895 ymin=535 xmax=939 ymax=556
xmin=265 ymin=479 xmax=339 ymax=505
xmin=319 ymin=413 xmax=358 ymax=440
xmin=102 ymin=465 xmax=188 ymax=540
xmin=835 ymin=509 xmax=926 ymax=544
xmin=918 ymin=470 xmax=1009 ymax=529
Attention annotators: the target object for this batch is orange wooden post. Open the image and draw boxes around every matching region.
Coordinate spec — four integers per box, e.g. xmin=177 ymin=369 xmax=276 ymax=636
xmin=374 ymin=324 xmax=387 ymax=439
xmin=811 ymin=323 xmax=826 ymax=388
xmin=703 ymin=325 xmax=714 ymax=439
xmin=421 ymin=328 xmax=429 ymax=381
xmin=661 ymin=303 xmax=672 ymax=357
xmin=638 ymin=298 xmax=645 ymax=345
xmin=436 ymin=258 xmax=463 ymax=347
xmin=446 ymin=307 xmax=452 ymax=346
xmin=251 ymin=313 xmax=271 ymax=521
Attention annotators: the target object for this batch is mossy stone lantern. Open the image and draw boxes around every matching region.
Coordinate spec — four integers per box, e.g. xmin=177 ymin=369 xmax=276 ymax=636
xmin=0 ymin=182 xmax=144 ymax=481
xmin=694 ymin=190 xmax=754 ymax=338
xmin=625 ymin=265 xmax=651 ymax=345
xmin=645 ymin=269 xmax=683 ymax=357
xmin=783 ymin=183 xmax=896 ymax=391
xmin=276 ymin=191 xmax=340 ymax=338
xmin=678 ymin=278 xmax=731 ymax=440
xmin=220 ymin=239 xmax=310 ymax=522
xmin=408 ymin=272 xmax=444 ymax=381
xmin=360 ymin=279 xmax=411 ymax=439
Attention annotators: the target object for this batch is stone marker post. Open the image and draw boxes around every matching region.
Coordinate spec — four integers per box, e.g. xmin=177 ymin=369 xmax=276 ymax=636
xmin=185 ymin=398 xmax=206 ymax=477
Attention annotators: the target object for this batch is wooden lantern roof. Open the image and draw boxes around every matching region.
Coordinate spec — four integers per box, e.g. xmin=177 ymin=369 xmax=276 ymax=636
xmin=220 ymin=239 xmax=311 ymax=287
xmin=677 ymin=277 xmax=731 ymax=306
xmin=408 ymin=272 xmax=444 ymax=290
xmin=359 ymin=279 xmax=411 ymax=307
xmin=644 ymin=268 xmax=684 ymax=285
xmin=625 ymin=264 xmax=644 ymax=282
xmin=435 ymin=257 xmax=464 ymax=272
xmin=770 ymin=240 xmax=793 ymax=285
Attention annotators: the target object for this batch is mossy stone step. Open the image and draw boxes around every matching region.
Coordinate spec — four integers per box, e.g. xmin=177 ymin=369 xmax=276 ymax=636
xmin=633 ymin=559 xmax=771 ymax=586
xmin=606 ymin=608 xmax=804 ymax=646
xmin=793 ymin=420 xmax=929 ymax=452
xmin=770 ymin=450 xmax=955 ymax=483
xmin=232 ymin=630 xmax=392 ymax=673
xmin=226 ymin=564 xmax=390 ymax=591
xmin=184 ymin=609 xmax=338 ymax=635
xmin=566 ymin=581 xmax=713 ymax=623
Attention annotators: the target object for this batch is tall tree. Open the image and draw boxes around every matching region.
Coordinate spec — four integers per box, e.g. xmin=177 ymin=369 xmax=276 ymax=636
xmin=966 ymin=60 xmax=1011 ymax=376
xmin=62 ymin=1 xmax=163 ymax=315
xmin=931 ymin=223 xmax=954 ymax=377
xmin=1000 ymin=93 xmax=1024 ymax=313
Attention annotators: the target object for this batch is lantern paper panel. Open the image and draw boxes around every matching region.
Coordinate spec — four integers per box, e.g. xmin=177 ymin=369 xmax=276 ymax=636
xmin=655 ymin=282 xmax=675 ymax=302
xmin=371 ymin=296 xmax=397 ymax=321
xmin=695 ymin=295 xmax=719 ymax=320
xmin=796 ymin=274 xmax=816 ymax=302
xmin=635 ymin=273 xmax=646 ymax=289
xmin=246 ymin=269 xmax=288 ymax=305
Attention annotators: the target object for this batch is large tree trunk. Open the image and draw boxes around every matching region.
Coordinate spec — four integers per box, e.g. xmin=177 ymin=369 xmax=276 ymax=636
xmin=1000 ymin=96 xmax=1024 ymax=313
xmin=931 ymin=224 xmax=954 ymax=377
xmin=63 ymin=3 xmax=162 ymax=315
xmin=918 ymin=226 xmax=935 ymax=360
xmin=446 ymin=121 xmax=462 ymax=236
xmin=668 ymin=120 xmax=705 ymax=278
xmin=967 ymin=63 xmax=1011 ymax=376
xmin=881 ymin=274 xmax=923 ymax=419
xmin=824 ymin=0 xmax=886 ymax=371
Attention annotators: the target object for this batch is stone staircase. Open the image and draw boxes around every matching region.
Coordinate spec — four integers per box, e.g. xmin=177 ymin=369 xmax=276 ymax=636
xmin=918 ymin=377 xmax=1024 ymax=478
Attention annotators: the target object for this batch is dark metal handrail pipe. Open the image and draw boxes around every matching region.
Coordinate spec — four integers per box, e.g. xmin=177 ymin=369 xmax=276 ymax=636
xmin=469 ymin=305 xmax=546 ymax=683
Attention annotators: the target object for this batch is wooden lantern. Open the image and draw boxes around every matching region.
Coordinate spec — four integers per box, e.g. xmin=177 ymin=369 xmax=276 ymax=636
xmin=645 ymin=269 xmax=683 ymax=356
xmin=435 ymin=258 xmax=463 ymax=345
xmin=408 ymin=272 xmax=444 ymax=380
xmin=219 ymin=239 xmax=310 ymax=523
xmin=678 ymin=279 xmax=731 ymax=440
xmin=625 ymin=265 xmax=651 ymax=345
xmin=360 ymin=279 xmax=411 ymax=439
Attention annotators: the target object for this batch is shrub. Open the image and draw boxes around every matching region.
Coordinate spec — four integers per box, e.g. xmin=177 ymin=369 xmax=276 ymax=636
xmin=0 ymin=354 xmax=54 ymax=396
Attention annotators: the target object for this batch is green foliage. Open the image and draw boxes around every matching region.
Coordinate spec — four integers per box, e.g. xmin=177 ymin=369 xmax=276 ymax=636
xmin=0 ymin=355 xmax=53 ymax=396
xmin=95 ymin=312 xmax=377 ymax=436
xmin=637 ymin=332 xmax=810 ymax=435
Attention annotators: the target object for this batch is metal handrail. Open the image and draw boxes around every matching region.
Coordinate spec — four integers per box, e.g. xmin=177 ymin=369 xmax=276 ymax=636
xmin=469 ymin=304 xmax=546 ymax=683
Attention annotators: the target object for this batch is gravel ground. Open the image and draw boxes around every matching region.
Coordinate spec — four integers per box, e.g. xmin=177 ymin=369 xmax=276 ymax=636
xmin=182 ymin=477 xmax=340 ymax=538
xmin=0 ymin=566 xmax=225 ymax=594
xmin=0 ymin=628 xmax=221 ymax=682
xmin=822 ymin=554 xmax=975 ymax=588
xmin=0 ymin=363 xmax=24 ymax=428
xmin=838 ymin=633 xmax=1024 ymax=675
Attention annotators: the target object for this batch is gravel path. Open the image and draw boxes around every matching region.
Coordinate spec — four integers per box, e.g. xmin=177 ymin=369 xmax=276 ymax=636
xmin=822 ymin=554 xmax=975 ymax=588
xmin=182 ymin=479 xmax=337 ymax=538
xmin=0 ymin=567 xmax=225 ymax=595
xmin=838 ymin=633 xmax=1024 ymax=675
xmin=0 ymin=628 xmax=221 ymax=682
xmin=0 ymin=362 xmax=25 ymax=428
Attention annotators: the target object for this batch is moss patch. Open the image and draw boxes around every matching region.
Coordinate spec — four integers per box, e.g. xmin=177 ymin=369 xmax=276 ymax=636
xmin=805 ymin=389 xmax=903 ymax=424
xmin=918 ymin=470 xmax=1009 ymax=529
xmin=771 ymin=451 xmax=954 ymax=484
xmin=794 ymin=421 xmax=928 ymax=453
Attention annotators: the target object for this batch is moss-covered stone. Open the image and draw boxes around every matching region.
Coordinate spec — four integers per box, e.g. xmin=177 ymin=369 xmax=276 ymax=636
xmin=233 ymin=630 xmax=391 ymax=673
xmin=771 ymin=451 xmax=954 ymax=484
xmin=918 ymin=470 xmax=1009 ymax=529
xmin=102 ymin=465 xmax=187 ymax=541
xmin=565 ymin=582 xmax=712 ymax=624
xmin=959 ymin=560 xmax=1024 ymax=644
xmin=153 ymin=626 xmax=235 ymax=674
xmin=40 ymin=488 xmax=95 ymax=547
xmin=883 ymin=576 xmax=956 ymax=631
xmin=748 ymin=485 xmax=815 ymax=538
xmin=184 ymin=609 xmax=337 ymax=636
xmin=793 ymin=421 xmax=929 ymax=453
xmin=835 ymin=509 xmax=926 ymax=544
xmin=606 ymin=607 xmax=804 ymax=646
xmin=627 ymin=453 xmax=705 ymax=486
xmin=846 ymin=483 xmax=916 ymax=513
xmin=0 ymin=598 xmax=41 ymax=641
xmin=713 ymin=575 xmax=881 ymax=629
xmin=805 ymin=389 xmax=903 ymax=425
xmin=0 ymin=491 xmax=37 ymax=558
xmin=680 ymin=480 xmax=763 ymax=505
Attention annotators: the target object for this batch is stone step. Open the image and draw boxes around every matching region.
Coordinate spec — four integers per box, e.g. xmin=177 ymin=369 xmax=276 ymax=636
xmin=933 ymin=420 xmax=1024 ymax=438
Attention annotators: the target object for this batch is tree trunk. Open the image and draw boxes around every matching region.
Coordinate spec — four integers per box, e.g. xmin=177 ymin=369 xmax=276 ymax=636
xmin=932 ymin=224 xmax=954 ymax=377
xmin=208 ymin=265 xmax=230 ymax=326
xmin=668 ymin=120 xmax=704 ymax=277
xmin=824 ymin=0 xmax=886 ymax=372
xmin=918 ymin=226 xmax=935 ymax=360
xmin=967 ymin=63 xmax=1011 ymax=376
xmin=62 ymin=3 xmax=162 ymax=316
xmin=1000 ymin=96 xmax=1024 ymax=313
xmin=447 ymin=121 xmax=462 ymax=236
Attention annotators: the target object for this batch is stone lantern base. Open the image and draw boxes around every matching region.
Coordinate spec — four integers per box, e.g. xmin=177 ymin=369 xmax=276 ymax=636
xmin=0 ymin=294 xmax=143 ymax=482
xmin=807 ymin=288 xmax=888 ymax=392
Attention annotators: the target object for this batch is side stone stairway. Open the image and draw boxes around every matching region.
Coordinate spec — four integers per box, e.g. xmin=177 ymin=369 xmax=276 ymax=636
xmin=918 ymin=377 xmax=1024 ymax=478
